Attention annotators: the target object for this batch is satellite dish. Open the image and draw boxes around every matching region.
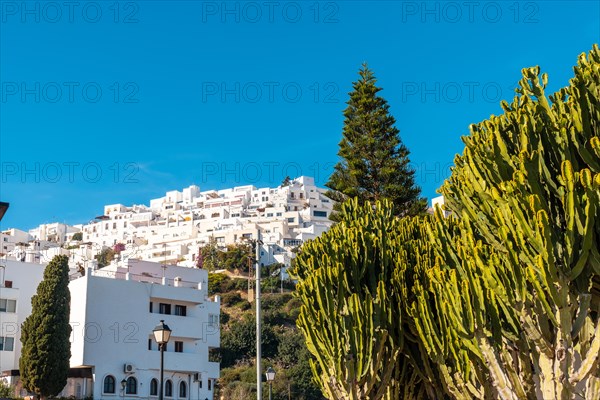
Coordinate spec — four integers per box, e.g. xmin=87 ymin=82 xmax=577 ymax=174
xmin=271 ymin=268 xmax=281 ymax=277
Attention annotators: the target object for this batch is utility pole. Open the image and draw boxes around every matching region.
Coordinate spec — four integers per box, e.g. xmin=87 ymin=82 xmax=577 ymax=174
xmin=256 ymin=229 xmax=262 ymax=400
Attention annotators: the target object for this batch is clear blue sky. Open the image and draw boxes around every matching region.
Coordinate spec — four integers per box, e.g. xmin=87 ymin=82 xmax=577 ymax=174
xmin=1 ymin=0 xmax=598 ymax=230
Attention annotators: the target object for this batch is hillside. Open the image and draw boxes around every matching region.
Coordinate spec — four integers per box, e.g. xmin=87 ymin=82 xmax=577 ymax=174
xmin=208 ymin=270 xmax=325 ymax=400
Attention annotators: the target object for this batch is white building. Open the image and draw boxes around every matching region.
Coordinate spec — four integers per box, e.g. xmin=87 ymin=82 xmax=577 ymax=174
xmin=66 ymin=176 xmax=333 ymax=271
xmin=1 ymin=259 xmax=220 ymax=399
xmin=429 ymin=195 xmax=450 ymax=217
xmin=4 ymin=177 xmax=333 ymax=276
xmin=66 ymin=260 xmax=220 ymax=399
xmin=0 ymin=259 xmax=46 ymax=381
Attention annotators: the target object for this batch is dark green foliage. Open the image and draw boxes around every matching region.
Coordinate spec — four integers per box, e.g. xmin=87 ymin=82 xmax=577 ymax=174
xmin=220 ymin=317 xmax=278 ymax=368
xmin=71 ymin=232 xmax=82 ymax=241
xmin=208 ymin=273 xmax=229 ymax=295
xmin=277 ymin=329 xmax=305 ymax=368
xmin=20 ymin=255 xmax=72 ymax=397
xmin=326 ymin=64 xmax=426 ymax=218
xmin=263 ymin=294 xmax=297 ymax=325
xmin=221 ymin=310 xmax=231 ymax=325
xmin=197 ymin=237 xmax=221 ymax=270
xmin=281 ymin=176 xmax=292 ymax=187
xmin=221 ymin=292 xmax=243 ymax=306
xmin=221 ymin=243 xmax=253 ymax=272
xmin=263 ymin=293 xmax=293 ymax=310
xmin=232 ymin=278 xmax=249 ymax=291
xmin=217 ymin=290 xmax=323 ymax=399
xmin=198 ymin=240 xmax=253 ymax=272
xmin=95 ymin=247 xmax=114 ymax=268
xmin=209 ymin=273 xmax=251 ymax=295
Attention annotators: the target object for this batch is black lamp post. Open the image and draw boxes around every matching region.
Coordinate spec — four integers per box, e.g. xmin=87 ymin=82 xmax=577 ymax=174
xmin=153 ymin=320 xmax=172 ymax=400
xmin=265 ymin=367 xmax=276 ymax=400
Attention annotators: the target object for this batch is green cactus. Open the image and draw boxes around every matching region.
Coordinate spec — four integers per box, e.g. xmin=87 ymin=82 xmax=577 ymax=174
xmin=431 ymin=45 xmax=600 ymax=398
xmin=291 ymin=199 xmax=445 ymax=399
xmin=293 ymin=45 xmax=600 ymax=400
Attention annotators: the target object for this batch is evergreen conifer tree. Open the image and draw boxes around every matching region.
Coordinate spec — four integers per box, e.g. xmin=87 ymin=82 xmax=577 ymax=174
xmin=20 ymin=254 xmax=72 ymax=397
xmin=326 ymin=64 xmax=426 ymax=218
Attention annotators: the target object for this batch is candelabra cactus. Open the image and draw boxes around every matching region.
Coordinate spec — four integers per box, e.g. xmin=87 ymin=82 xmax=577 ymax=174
xmin=292 ymin=45 xmax=600 ymax=400
xmin=292 ymin=199 xmax=444 ymax=399
xmin=434 ymin=44 xmax=600 ymax=399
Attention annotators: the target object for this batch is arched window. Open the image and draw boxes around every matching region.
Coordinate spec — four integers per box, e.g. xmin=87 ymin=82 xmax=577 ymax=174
xmin=103 ymin=375 xmax=116 ymax=394
xmin=126 ymin=377 xmax=137 ymax=395
xmin=165 ymin=380 xmax=173 ymax=397
xmin=150 ymin=378 xmax=158 ymax=396
xmin=179 ymin=381 xmax=187 ymax=398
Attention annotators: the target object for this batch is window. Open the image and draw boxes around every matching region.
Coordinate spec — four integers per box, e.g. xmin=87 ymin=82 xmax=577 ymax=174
xmin=103 ymin=375 xmax=116 ymax=394
xmin=175 ymin=341 xmax=183 ymax=353
xmin=159 ymin=303 xmax=171 ymax=315
xmin=208 ymin=379 xmax=212 ymax=390
xmin=150 ymin=379 xmax=158 ymax=396
xmin=208 ymin=314 xmax=219 ymax=328
xmin=0 ymin=337 xmax=14 ymax=351
xmin=287 ymin=218 xmax=295 ymax=223
xmin=313 ymin=210 xmax=328 ymax=218
xmin=174 ymin=305 xmax=187 ymax=316
xmin=148 ymin=338 xmax=152 ymax=350
xmin=0 ymin=299 xmax=16 ymax=313
xmin=125 ymin=377 xmax=137 ymax=394
xmin=276 ymin=212 xmax=282 ymax=217
xmin=149 ymin=302 xmax=153 ymax=313
xmin=179 ymin=381 xmax=187 ymax=398
xmin=165 ymin=380 xmax=173 ymax=397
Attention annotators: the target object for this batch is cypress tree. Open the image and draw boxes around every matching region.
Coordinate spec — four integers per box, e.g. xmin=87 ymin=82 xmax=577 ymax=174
xmin=326 ymin=64 xmax=426 ymax=218
xmin=20 ymin=254 xmax=72 ymax=397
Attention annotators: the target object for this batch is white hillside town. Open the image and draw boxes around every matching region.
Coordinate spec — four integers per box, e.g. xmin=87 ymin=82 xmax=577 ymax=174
xmin=0 ymin=258 xmax=220 ymax=399
xmin=2 ymin=176 xmax=334 ymax=273
xmin=0 ymin=176 xmax=336 ymax=398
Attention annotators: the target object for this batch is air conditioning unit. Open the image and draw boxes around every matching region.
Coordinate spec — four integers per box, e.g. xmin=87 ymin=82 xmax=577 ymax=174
xmin=193 ymin=372 xmax=201 ymax=382
xmin=124 ymin=363 xmax=135 ymax=373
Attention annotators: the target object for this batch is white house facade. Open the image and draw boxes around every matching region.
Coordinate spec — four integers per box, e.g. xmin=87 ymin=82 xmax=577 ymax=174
xmin=0 ymin=259 xmax=220 ymax=400
xmin=66 ymin=260 xmax=220 ymax=399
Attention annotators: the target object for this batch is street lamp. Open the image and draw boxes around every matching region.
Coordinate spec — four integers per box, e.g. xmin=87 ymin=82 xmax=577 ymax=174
xmin=265 ymin=367 xmax=276 ymax=400
xmin=153 ymin=320 xmax=172 ymax=400
xmin=121 ymin=379 xmax=127 ymax=399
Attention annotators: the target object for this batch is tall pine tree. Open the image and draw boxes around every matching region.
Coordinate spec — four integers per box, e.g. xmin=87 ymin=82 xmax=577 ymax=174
xmin=326 ymin=64 xmax=426 ymax=218
xmin=20 ymin=254 xmax=72 ymax=397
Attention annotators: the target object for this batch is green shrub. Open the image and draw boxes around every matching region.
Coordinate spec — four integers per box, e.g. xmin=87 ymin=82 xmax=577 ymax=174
xmin=220 ymin=311 xmax=230 ymax=325
xmin=208 ymin=273 xmax=229 ymax=295
xmin=221 ymin=292 xmax=242 ymax=306
xmin=233 ymin=278 xmax=249 ymax=291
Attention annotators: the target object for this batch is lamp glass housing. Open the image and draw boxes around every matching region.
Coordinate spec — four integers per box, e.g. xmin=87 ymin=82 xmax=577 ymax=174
xmin=153 ymin=320 xmax=172 ymax=344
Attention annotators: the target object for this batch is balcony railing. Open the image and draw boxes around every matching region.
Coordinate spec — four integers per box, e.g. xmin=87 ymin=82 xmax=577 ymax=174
xmin=70 ymin=269 xmax=203 ymax=289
